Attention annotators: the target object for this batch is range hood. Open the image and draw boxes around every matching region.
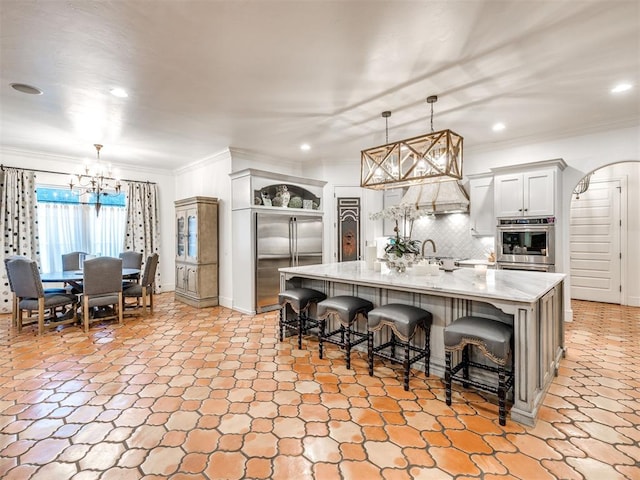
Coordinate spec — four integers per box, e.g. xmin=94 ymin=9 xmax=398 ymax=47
xmin=399 ymin=180 xmax=469 ymax=214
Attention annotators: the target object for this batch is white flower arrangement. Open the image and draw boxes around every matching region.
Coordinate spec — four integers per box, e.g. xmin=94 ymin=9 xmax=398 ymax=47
xmin=369 ymin=203 xmax=429 ymax=261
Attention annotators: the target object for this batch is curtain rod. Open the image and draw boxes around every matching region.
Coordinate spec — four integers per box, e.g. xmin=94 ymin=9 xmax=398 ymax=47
xmin=0 ymin=163 xmax=157 ymax=185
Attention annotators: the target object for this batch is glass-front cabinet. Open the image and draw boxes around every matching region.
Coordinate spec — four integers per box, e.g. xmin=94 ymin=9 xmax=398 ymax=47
xmin=187 ymin=213 xmax=197 ymax=258
xmin=176 ymin=207 xmax=199 ymax=262
xmin=174 ymin=197 xmax=219 ymax=308
xmin=176 ymin=214 xmax=186 ymax=259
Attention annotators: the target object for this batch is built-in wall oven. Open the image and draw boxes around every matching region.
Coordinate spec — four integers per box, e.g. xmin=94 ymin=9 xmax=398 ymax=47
xmin=496 ymin=217 xmax=555 ymax=272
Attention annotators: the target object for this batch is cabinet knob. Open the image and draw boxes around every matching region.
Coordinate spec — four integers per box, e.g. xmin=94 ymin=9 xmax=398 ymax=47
xmin=518 ymin=208 xmax=522 ymax=212
xmin=524 ymin=208 xmax=528 ymax=212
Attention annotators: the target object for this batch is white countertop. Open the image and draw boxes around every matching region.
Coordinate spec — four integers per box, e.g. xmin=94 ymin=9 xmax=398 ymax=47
xmin=457 ymin=258 xmax=496 ymax=267
xmin=280 ymin=261 xmax=565 ymax=304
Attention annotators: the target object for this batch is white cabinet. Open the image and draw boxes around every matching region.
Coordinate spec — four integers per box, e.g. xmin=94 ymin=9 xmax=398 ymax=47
xmin=175 ymin=197 xmax=219 ymax=308
xmin=468 ymin=175 xmax=494 ymax=236
xmin=494 ymin=169 xmax=556 ymax=218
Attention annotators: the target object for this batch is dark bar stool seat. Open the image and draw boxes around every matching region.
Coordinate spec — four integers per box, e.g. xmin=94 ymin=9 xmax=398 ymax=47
xmin=316 ymin=296 xmax=373 ymax=369
xmin=367 ymin=304 xmax=433 ymax=391
xmin=444 ymin=315 xmax=514 ymax=426
xmin=278 ymin=288 xmax=327 ymax=349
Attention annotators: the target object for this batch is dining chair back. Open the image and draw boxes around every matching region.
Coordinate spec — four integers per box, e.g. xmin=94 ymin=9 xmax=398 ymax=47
xmin=61 ymin=251 xmax=89 ymax=294
xmin=5 ymin=257 xmax=77 ymax=334
xmin=81 ymin=257 xmax=123 ymax=332
xmin=123 ymin=253 xmax=159 ymax=316
xmin=4 ymin=255 xmax=31 ymax=326
xmin=62 ymin=251 xmax=89 ymax=271
xmin=119 ymin=251 xmax=143 ymax=269
xmin=119 ymin=251 xmax=143 ymax=286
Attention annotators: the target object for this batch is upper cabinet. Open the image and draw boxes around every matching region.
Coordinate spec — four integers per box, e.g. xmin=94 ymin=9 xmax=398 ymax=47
xmin=468 ymin=174 xmax=494 ymax=236
xmin=229 ymin=168 xmax=326 ymax=213
xmin=493 ymin=159 xmax=566 ymax=218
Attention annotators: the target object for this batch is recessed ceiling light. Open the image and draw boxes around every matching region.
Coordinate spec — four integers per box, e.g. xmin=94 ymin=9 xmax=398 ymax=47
xmin=611 ymin=83 xmax=632 ymax=94
xmin=10 ymin=83 xmax=43 ymax=95
xmin=300 ymin=143 xmax=311 ymax=151
xmin=110 ymin=87 xmax=128 ymax=98
xmin=492 ymin=122 xmax=506 ymax=132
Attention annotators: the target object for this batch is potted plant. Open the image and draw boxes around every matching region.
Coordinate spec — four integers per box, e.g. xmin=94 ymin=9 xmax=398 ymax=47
xmin=370 ymin=203 xmax=427 ymax=272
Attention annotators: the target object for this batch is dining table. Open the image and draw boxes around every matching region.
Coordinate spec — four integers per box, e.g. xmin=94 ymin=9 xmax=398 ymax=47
xmin=41 ymin=268 xmax=141 ymax=291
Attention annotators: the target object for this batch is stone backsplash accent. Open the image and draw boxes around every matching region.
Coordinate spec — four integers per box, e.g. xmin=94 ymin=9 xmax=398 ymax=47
xmin=411 ymin=213 xmax=495 ymax=260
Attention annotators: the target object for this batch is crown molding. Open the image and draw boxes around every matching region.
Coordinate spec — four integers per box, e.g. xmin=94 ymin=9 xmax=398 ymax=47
xmin=0 ymin=146 xmax=175 ymax=176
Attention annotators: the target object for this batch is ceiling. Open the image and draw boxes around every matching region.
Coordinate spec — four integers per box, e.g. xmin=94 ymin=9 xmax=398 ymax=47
xmin=1 ymin=0 xmax=638 ymax=172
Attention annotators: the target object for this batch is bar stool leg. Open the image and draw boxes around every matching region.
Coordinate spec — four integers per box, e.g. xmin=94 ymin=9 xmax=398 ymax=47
xmin=345 ymin=324 xmax=352 ymax=370
xmin=498 ymin=364 xmax=506 ymax=426
xmin=368 ymin=331 xmax=374 ymax=376
xmin=298 ymin=312 xmax=304 ymax=350
xmin=279 ymin=306 xmax=286 ymax=342
xmin=462 ymin=345 xmax=470 ymax=388
xmin=403 ymin=337 xmax=411 ymax=391
xmin=445 ymin=351 xmax=452 ymax=406
xmin=319 ymin=318 xmax=326 ymax=359
xmin=390 ymin=332 xmax=396 ymax=359
xmin=424 ymin=324 xmax=431 ymax=377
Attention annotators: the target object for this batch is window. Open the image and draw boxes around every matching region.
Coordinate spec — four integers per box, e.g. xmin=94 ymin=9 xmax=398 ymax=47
xmin=37 ymin=186 xmax=127 ymax=272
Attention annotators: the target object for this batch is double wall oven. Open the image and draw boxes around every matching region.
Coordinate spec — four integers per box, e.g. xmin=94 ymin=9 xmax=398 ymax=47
xmin=496 ymin=217 xmax=555 ymax=272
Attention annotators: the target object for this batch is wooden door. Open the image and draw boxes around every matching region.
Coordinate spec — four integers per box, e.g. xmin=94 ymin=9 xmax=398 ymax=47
xmin=337 ymin=197 xmax=360 ymax=262
xmin=570 ymin=180 xmax=621 ymax=303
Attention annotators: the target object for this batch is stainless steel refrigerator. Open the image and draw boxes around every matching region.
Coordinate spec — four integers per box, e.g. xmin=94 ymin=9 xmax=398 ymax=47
xmin=255 ymin=212 xmax=323 ymax=312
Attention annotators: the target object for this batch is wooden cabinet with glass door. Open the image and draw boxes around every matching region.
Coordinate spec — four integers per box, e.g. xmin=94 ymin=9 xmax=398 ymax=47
xmin=175 ymin=196 xmax=219 ymax=307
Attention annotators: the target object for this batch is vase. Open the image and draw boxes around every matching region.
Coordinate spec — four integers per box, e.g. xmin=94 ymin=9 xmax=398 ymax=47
xmin=384 ymin=253 xmax=415 ymax=273
xmin=281 ymin=190 xmax=290 ymax=208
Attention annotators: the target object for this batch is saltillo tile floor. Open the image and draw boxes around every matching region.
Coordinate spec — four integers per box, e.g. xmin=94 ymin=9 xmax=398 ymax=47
xmin=0 ymin=294 xmax=638 ymax=479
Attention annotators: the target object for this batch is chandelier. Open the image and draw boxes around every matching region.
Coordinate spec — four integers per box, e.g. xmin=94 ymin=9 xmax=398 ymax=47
xmin=360 ymin=95 xmax=463 ymax=189
xmin=69 ymin=144 xmax=121 ymax=215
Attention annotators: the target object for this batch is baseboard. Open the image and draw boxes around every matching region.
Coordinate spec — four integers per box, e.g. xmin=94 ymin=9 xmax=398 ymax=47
xmin=218 ymin=296 xmax=233 ymax=309
xmin=627 ymin=296 xmax=640 ymax=307
xmin=231 ymin=304 xmax=256 ymax=315
xmin=564 ymin=307 xmax=573 ymax=323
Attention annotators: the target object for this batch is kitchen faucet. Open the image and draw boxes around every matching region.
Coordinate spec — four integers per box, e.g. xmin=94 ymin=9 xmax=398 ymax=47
xmin=422 ymin=239 xmax=436 ymax=258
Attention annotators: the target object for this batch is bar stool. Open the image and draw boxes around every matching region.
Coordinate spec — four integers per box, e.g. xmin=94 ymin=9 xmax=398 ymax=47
xmin=367 ymin=304 xmax=433 ymax=391
xmin=316 ymin=296 xmax=373 ymax=369
xmin=278 ymin=288 xmax=327 ymax=349
xmin=443 ymin=316 xmax=514 ymax=426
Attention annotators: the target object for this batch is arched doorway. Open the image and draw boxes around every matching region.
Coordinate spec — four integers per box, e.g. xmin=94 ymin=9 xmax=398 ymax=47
xmin=569 ymin=161 xmax=640 ymax=306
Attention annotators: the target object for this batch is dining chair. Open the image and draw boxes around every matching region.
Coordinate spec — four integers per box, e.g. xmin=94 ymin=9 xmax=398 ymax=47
xmin=81 ymin=257 xmax=123 ymax=333
xmin=5 ymin=257 xmax=78 ymax=335
xmin=119 ymin=251 xmax=143 ymax=286
xmin=123 ymin=253 xmax=159 ymax=316
xmin=62 ymin=251 xmax=89 ymax=271
xmin=62 ymin=251 xmax=89 ymax=294
xmin=4 ymin=255 xmax=30 ymax=326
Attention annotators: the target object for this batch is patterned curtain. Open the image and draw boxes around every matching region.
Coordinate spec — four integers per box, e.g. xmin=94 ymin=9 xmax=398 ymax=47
xmin=124 ymin=181 xmax=161 ymax=291
xmin=0 ymin=168 xmax=40 ymax=314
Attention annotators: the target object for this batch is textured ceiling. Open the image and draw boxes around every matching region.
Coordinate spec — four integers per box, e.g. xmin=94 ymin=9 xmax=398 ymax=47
xmin=0 ymin=0 xmax=638 ymax=171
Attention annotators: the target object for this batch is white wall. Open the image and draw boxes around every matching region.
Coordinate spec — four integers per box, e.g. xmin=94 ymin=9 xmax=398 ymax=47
xmin=0 ymin=147 xmax=176 ymax=291
xmin=174 ymin=149 xmax=233 ymax=308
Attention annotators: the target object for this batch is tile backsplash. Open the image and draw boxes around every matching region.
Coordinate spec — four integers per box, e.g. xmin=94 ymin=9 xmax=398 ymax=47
xmin=409 ymin=213 xmax=495 ymax=260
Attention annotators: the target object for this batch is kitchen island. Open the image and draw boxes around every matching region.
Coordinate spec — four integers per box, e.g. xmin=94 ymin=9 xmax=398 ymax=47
xmin=280 ymin=261 xmax=565 ymax=426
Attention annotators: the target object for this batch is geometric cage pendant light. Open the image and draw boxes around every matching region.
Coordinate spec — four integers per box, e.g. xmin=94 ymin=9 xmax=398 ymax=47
xmin=360 ymin=95 xmax=464 ymax=189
